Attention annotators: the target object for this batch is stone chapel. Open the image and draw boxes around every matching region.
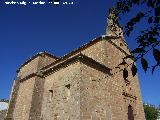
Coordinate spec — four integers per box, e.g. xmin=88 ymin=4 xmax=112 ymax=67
xmin=5 ymin=9 xmax=146 ymax=120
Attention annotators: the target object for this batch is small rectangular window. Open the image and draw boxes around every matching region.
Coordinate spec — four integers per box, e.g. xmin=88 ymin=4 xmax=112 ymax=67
xmin=49 ymin=90 xmax=53 ymax=102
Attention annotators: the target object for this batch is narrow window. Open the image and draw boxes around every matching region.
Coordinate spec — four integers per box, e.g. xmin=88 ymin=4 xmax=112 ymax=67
xmin=65 ymin=84 xmax=71 ymax=100
xmin=128 ymin=105 xmax=134 ymax=120
xmin=49 ymin=90 xmax=53 ymax=102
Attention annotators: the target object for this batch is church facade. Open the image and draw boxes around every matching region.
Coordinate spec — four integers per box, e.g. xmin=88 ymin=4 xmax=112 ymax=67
xmin=6 ymin=10 xmax=146 ymax=120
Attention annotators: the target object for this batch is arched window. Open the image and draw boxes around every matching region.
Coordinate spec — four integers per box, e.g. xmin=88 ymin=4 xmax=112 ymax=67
xmin=128 ymin=105 xmax=134 ymax=120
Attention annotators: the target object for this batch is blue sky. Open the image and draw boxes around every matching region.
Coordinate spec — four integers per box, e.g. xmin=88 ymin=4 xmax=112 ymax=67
xmin=0 ymin=0 xmax=159 ymax=106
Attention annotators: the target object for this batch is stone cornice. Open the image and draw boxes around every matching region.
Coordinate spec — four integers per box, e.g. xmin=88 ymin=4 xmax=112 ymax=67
xmin=17 ymin=54 xmax=111 ymax=82
xmin=42 ymin=36 xmax=120 ymax=70
xmin=19 ymin=72 xmax=44 ymax=83
xmin=43 ymin=54 xmax=112 ymax=77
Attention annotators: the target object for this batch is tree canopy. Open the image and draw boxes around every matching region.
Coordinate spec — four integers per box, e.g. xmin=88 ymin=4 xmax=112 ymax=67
xmin=112 ymin=0 xmax=160 ymax=79
xmin=144 ymin=104 xmax=160 ymax=120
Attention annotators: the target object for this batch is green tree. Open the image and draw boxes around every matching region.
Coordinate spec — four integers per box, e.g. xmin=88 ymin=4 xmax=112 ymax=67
xmin=111 ymin=0 xmax=160 ymax=78
xmin=143 ymin=104 xmax=159 ymax=120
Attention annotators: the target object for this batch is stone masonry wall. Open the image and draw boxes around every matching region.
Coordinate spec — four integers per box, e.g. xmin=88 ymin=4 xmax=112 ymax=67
xmin=80 ymin=61 xmax=141 ymax=120
xmin=6 ymin=79 xmax=20 ymax=119
xmin=18 ymin=57 xmax=40 ymax=79
xmin=18 ymin=54 xmax=57 ymax=79
xmin=80 ymin=37 xmax=145 ymax=120
xmin=13 ymin=77 xmax=36 ymax=120
xmin=38 ymin=54 xmax=58 ymax=69
xmin=79 ymin=58 xmax=145 ymax=120
xmin=82 ymin=40 xmax=106 ymax=66
xmin=104 ymin=38 xmax=130 ymax=69
xmin=41 ymin=62 xmax=81 ymax=120
xmin=103 ymin=38 xmax=145 ymax=119
xmin=82 ymin=37 xmax=130 ymax=69
xmin=7 ymin=53 xmax=57 ymax=120
xmin=80 ymin=63 xmax=114 ymax=120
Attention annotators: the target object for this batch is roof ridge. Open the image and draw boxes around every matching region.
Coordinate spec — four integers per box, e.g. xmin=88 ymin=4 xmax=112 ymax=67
xmin=41 ymin=35 xmax=120 ymax=70
xmin=17 ymin=51 xmax=59 ymax=72
xmin=18 ymin=35 xmax=121 ymax=72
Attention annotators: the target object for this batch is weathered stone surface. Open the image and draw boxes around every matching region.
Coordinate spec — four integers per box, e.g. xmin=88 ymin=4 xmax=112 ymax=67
xmin=6 ymin=12 xmax=145 ymax=120
xmin=13 ymin=77 xmax=36 ymax=120
xmin=41 ymin=62 xmax=81 ymax=120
